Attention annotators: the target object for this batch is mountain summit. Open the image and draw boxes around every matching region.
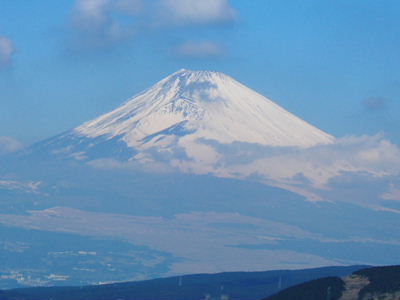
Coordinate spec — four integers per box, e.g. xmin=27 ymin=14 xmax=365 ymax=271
xmin=75 ymin=69 xmax=333 ymax=150
xmin=30 ymin=69 xmax=333 ymax=163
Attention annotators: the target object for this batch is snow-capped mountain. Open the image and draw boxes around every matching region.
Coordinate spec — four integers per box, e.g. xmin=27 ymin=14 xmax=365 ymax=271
xmin=76 ymin=69 xmax=333 ymax=148
xmin=33 ymin=69 xmax=333 ymax=163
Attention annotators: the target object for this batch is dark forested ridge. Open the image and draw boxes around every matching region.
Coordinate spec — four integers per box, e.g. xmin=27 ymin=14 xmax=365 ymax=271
xmin=265 ymin=276 xmax=345 ymax=300
xmin=265 ymin=265 xmax=400 ymax=300
xmin=355 ymin=265 xmax=400 ymax=299
xmin=0 ymin=265 xmax=364 ymax=300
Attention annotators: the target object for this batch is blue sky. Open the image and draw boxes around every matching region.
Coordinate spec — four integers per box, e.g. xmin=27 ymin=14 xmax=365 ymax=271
xmin=0 ymin=0 xmax=399 ymax=146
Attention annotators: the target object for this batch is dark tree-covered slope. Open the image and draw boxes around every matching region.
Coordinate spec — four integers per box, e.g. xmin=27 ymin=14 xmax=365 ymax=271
xmin=265 ymin=276 xmax=345 ymax=300
xmin=354 ymin=265 xmax=400 ymax=299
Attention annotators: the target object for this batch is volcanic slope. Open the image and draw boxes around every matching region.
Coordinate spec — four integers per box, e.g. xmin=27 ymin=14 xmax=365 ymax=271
xmin=30 ymin=69 xmax=334 ymax=162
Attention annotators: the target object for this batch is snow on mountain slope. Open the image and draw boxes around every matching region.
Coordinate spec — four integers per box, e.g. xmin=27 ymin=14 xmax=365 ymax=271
xmin=22 ymin=69 xmax=338 ymax=193
xmin=74 ymin=69 xmax=334 ymax=150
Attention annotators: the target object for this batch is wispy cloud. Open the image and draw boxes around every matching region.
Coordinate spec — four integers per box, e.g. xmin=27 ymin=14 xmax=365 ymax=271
xmin=159 ymin=0 xmax=235 ymax=26
xmin=69 ymin=0 xmax=138 ymax=50
xmin=174 ymin=41 xmax=225 ymax=58
xmin=67 ymin=0 xmax=235 ymax=52
xmin=0 ymin=35 xmax=15 ymax=69
xmin=0 ymin=136 xmax=23 ymax=155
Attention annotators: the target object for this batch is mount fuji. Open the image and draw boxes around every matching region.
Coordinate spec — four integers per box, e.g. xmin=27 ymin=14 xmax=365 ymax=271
xmin=28 ymin=69 xmax=333 ymax=165
xmin=2 ymin=70 xmax=400 ymax=289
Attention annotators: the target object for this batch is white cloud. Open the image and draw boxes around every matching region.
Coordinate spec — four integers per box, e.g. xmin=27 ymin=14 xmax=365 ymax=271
xmin=86 ymin=135 xmax=400 ymax=189
xmin=86 ymin=134 xmax=400 ymax=189
xmin=92 ymin=133 xmax=400 ymax=206
xmin=69 ymin=0 xmax=139 ymax=49
xmin=175 ymin=41 xmax=224 ymax=58
xmin=73 ymin=0 xmax=142 ymax=26
xmin=224 ymin=135 xmax=400 ymax=188
xmin=0 ymin=36 xmax=15 ymax=68
xmin=200 ymin=134 xmax=400 ymax=205
xmin=68 ymin=0 xmax=235 ymax=51
xmin=159 ymin=0 xmax=235 ymax=25
xmin=75 ymin=0 xmax=109 ymax=25
xmin=0 ymin=136 xmax=23 ymax=155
